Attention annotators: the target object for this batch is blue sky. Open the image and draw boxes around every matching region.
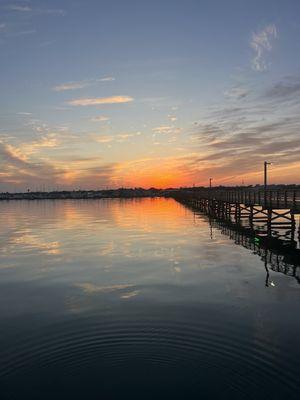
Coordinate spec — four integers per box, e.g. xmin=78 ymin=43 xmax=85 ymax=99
xmin=1 ymin=0 xmax=300 ymax=190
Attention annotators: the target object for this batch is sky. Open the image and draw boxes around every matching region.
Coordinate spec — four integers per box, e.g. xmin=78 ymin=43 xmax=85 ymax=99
xmin=1 ymin=0 xmax=300 ymax=191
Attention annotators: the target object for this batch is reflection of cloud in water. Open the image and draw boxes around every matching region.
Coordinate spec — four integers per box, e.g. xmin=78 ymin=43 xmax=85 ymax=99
xmin=120 ymin=290 xmax=140 ymax=299
xmin=98 ymin=241 xmax=115 ymax=256
xmin=0 ymin=263 xmax=17 ymax=270
xmin=10 ymin=234 xmax=61 ymax=255
xmin=98 ymin=240 xmax=135 ymax=258
xmin=66 ymin=285 xmax=140 ymax=314
xmin=75 ymin=283 xmax=134 ymax=294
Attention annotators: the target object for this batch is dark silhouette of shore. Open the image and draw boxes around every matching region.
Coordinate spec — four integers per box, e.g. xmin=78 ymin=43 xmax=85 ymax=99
xmin=1 ymin=184 xmax=300 ymax=200
xmin=0 ymin=188 xmax=167 ymax=200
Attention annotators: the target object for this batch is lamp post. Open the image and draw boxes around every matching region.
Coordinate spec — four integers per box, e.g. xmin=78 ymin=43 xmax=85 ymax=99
xmin=209 ymin=178 xmax=212 ymax=189
xmin=264 ymin=161 xmax=271 ymax=190
xmin=264 ymin=161 xmax=271 ymax=206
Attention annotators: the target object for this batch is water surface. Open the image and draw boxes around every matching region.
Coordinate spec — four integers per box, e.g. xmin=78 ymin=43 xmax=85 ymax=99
xmin=0 ymin=198 xmax=299 ymax=399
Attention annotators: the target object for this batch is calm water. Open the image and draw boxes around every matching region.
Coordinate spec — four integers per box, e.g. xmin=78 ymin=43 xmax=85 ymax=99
xmin=0 ymin=198 xmax=299 ymax=399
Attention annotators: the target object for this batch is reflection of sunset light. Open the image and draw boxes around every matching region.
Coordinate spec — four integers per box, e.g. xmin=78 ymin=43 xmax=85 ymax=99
xmin=109 ymin=198 xmax=187 ymax=231
xmin=0 ymin=198 xmax=207 ymax=264
xmin=11 ymin=234 xmax=61 ymax=255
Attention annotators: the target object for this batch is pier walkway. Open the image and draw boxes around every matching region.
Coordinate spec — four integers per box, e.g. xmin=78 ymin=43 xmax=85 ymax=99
xmin=172 ymin=188 xmax=300 ymax=245
xmin=174 ymin=188 xmax=300 ymax=212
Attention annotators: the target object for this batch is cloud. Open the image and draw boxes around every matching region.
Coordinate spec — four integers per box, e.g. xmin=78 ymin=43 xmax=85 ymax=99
xmin=9 ymin=29 xmax=36 ymax=37
xmin=8 ymin=4 xmax=32 ymax=12
xmin=0 ymin=4 xmax=64 ymax=44
xmin=53 ymin=81 xmax=89 ymax=91
xmin=17 ymin=111 xmax=32 ymax=115
xmin=3 ymin=143 xmax=28 ymax=162
xmin=68 ymin=96 xmax=134 ymax=106
xmin=250 ymin=24 xmax=277 ymax=71
xmin=90 ymin=116 xmax=110 ymax=122
xmin=22 ymin=134 xmax=60 ymax=154
xmin=189 ymin=87 xmax=300 ymax=185
xmin=60 ymin=163 xmax=119 ymax=188
xmin=92 ymin=135 xmax=114 ymax=143
xmin=117 ymin=132 xmax=141 ymax=141
xmin=184 ymin=69 xmax=300 ymax=186
xmin=0 ymin=138 xmax=120 ymax=190
xmin=53 ymin=76 xmax=115 ymax=92
xmin=6 ymin=4 xmax=64 ymax=16
xmin=265 ymin=76 xmax=300 ymax=99
xmin=0 ymin=140 xmax=62 ymax=188
xmin=98 ymin=76 xmax=115 ymax=82
xmin=224 ymin=86 xmax=250 ymax=99
xmin=117 ymin=133 xmax=134 ymax=139
xmin=90 ymin=131 xmax=140 ymax=144
xmin=152 ymin=125 xmax=181 ymax=134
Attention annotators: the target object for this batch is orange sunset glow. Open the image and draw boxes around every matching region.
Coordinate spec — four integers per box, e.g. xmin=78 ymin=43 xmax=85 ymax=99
xmin=1 ymin=1 xmax=299 ymax=192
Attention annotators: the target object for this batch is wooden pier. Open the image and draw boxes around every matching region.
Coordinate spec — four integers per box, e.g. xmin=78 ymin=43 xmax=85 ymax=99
xmin=173 ymin=188 xmax=300 ymax=244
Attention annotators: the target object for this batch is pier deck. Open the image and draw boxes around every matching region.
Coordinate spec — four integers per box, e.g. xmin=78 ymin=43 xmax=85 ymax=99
xmin=175 ymin=189 xmax=300 ymax=212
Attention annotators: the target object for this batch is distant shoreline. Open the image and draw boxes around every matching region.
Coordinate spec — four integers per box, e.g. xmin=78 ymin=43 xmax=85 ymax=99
xmin=0 ymin=189 xmax=169 ymax=201
xmin=1 ymin=184 xmax=299 ymax=201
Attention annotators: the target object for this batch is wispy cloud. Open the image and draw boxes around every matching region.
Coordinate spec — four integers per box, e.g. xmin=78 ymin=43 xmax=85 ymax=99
xmin=6 ymin=4 xmax=64 ymax=16
xmin=250 ymin=24 xmax=278 ymax=72
xmin=90 ymin=131 xmax=140 ymax=144
xmin=1 ymin=3 xmax=64 ymax=43
xmin=90 ymin=116 xmax=110 ymax=122
xmin=7 ymin=4 xmax=32 ymax=12
xmin=265 ymin=75 xmax=300 ymax=99
xmin=224 ymin=86 xmax=250 ymax=99
xmin=0 ymin=137 xmax=119 ymax=190
xmin=17 ymin=111 xmax=32 ymax=116
xmin=93 ymin=135 xmax=114 ymax=143
xmin=8 ymin=29 xmax=36 ymax=37
xmin=98 ymin=76 xmax=115 ymax=82
xmin=116 ymin=132 xmax=141 ymax=142
xmin=0 ymin=140 xmax=61 ymax=188
xmin=22 ymin=134 xmax=60 ymax=154
xmin=53 ymin=81 xmax=89 ymax=92
xmin=68 ymin=96 xmax=134 ymax=106
xmin=188 ymin=75 xmax=300 ymax=184
xmin=152 ymin=125 xmax=181 ymax=134
xmin=54 ymin=76 xmax=115 ymax=92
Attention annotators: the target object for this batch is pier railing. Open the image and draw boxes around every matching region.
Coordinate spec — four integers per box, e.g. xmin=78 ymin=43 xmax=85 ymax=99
xmin=175 ymin=189 xmax=300 ymax=211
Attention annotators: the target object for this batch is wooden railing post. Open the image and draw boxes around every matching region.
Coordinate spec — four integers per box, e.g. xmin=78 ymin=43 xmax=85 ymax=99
xmin=284 ymin=191 xmax=287 ymax=208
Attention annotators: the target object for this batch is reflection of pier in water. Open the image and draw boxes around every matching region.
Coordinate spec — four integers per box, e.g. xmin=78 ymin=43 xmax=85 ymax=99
xmin=173 ymin=188 xmax=300 ymax=285
xmin=204 ymin=216 xmax=300 ymax=285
